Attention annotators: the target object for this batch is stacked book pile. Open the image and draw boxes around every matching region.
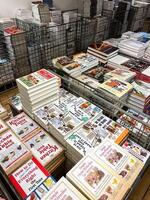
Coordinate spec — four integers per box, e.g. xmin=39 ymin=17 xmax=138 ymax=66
xmin=117 ymin=109 xmax=150 ymax=146
xmin=0 ymin=119 xmax=8 ymax=134
xmin=127 ymin=79 xmax=150 ymax=114
xmin=50 ymin=8 xmax=62 ymax=24
xmin=67 ymin=154 xmax=128 ymax=200
xmin=87 ymin=42 xmax=119 ymax=64
xmin=143 ymin=45 xmax=150 ymax=62
xmin=43 ymin=177 xmax=88 ymax=200
xmin=24 ymin=128 xmax=65 ymax=174
xmin=118 ymin=39 xmax=147 ymax=58
xmin=0 ymin=59 xmax=14 ymax=85
xmin=65 ymin=113 xmax=129 ymax=163
xmin=98 ymin=78 xmax=133 ymax=101
xmin=9 ymin=157 xmax=56 ymax=199
xmin=107 ymin=54 xmax=130 ymax=69
xmin=0 ymin=103 xmax=8 ymax=120
xmin=16 ymin=69 xmax=61 ymax=117
xmin=0 ymin=129 xmax=32 ymax=175
xmin=34 ymin=104 xmax=83 ymax=146
xmin=91 ymin=139 xmax=144 ymax=188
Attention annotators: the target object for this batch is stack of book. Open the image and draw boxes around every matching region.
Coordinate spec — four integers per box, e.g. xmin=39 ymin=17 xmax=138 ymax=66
xmin=107 ymin=55 xmax=130 ymax=69
xmin=117 ymin=109 xmax=150 ymax=145
xmin=6 ymin=112 xmax=40 ymax=141
xmin=98 ymin=78 xmax=133 ymax=100
xmin=127 ymin=80 xmax=150 ymax=114
xmin=43 ymin=177 xmax=88 ymax=200
xmin=24 ymin=128 xmax=65 ymax=173
xmin=16 ymin=69 xmax=61 ymax=116
xmin=104 ymin=68 xmax=136 ymax=82
xmin=0 ymin=130 xmax=32 ymax=175
xmin=91 ymin=139 xmax=144 ymax=188
xmin=118 ymin=39 xmax=147 ymax=58
xmin=34 ymin=104 xmax=83 ymax=146
xmin=50 ymin=8 xmax=62 ymax=24
xmin=87 ymin=42 xmax=119 ymax=64
xmin=121 ymin=138 xmax=150 ymax=165
xmin=0 ymin=119 xmax=8 ymax=134
xmin=0 ymin=104 xmax=8 ymax=120
xmin=65 ymin=113 xmax=129 ymax=163
xmin=9 ymin=157 xmax=55 ymax=199
xmin=143 ymin=45 xmax=150 ymax=62
xmin=67 ymin=154 xmax=128 ymax=200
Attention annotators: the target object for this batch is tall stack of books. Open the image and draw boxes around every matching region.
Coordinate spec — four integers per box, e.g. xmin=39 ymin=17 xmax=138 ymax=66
xmin=50 ymin=8 xmax=62 ymax=24
xmin=118 ymin=39 xmax=147 ymax=58
xmin=67 ymin=154 xmax=128 ymax=200
xmin=107 ymin=55 xmax=130 ymax=69
xmin=0 ymin=104 xmax=8 ymax=120
xmin=16 ymin=69 xmax=61 ymax=117
xmin=24 ymin=128 xmax=65 ymax=174
xmin=87 ymin=42 xmax=119 ymax=64
xmin=0 ymin=130 xmax=32 ymax=175
xmin=91 ymin=139 xmax=144 ymax=188
xmin=9 ymin=157 xmax=55 ymax=199
xmin=43 ymin=177 xmax=88 ymax=200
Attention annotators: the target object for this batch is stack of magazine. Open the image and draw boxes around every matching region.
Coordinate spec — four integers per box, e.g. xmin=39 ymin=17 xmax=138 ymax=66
xmin=16 ymin=69 xmax=61 ymax=117
xmin=87 ymin=42 xmax=119 ymax=64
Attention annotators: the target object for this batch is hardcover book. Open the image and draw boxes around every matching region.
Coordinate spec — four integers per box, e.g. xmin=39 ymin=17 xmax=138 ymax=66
xmin=9 ymin=157 xmax=50 ymax=199
xmin=24 ymin=128 xmax=64 ymax=167
xmin=0 ymin=119 xmax=8 ymax=134
xmin=0 ymin=130 xmax=31 ymax=175
xmin=7 ymin=112 xmax=40 ymax=141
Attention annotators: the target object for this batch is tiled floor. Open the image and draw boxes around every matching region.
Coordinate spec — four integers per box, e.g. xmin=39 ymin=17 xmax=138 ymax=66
xmin=0 ymin=88 xmax=150 ymax=200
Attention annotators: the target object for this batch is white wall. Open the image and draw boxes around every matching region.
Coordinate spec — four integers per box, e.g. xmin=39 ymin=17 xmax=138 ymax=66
xmin=0 ymin=0 xmax=78 ymax=18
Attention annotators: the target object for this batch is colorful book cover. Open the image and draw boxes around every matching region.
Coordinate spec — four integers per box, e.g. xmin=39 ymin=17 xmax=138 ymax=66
xmin=92 ymin=139 xmax=144 ymax=186
xmin=67 ymin=155 xmax=126 ymax=200
xmin=123 ymin=59 xmax=149 ymax=73
xmin=7 ymin=112 xmax=40 ymax=140
xmin=63 ymin=62 xmax=81 ymax=74
xmin=77 ymin=75 xmax=100 ymax=89
xmin=99 ymin=78 xmax=133 ymax=98
xmin=73 ymin=53 xmax=99 ymax=66
xmin=0 ymin=130 xmax=31 ymax=175
xmin=24 ymin=129 xmax=64 ymax=166
xmin=9 ymin=157 xmax=50 ymax=199
xmin=43 ymin=177 xmax=87 ymax=200
xmin=56 ymin=56 xmax=74 ymax=67
xmin=0 ymin=119 xmax=8 ymax=134
xmin=121 ymin=138 xmax=150 ymax=164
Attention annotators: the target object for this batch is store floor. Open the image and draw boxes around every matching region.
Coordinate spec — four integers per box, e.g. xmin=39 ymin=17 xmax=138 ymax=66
xmin=0 ymin=88 xmax=150 ymax=200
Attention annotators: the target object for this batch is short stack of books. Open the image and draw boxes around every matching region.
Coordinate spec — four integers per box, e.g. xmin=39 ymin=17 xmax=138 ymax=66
xmin=0 ymin=129 xmax=32 ymax=175
xmin=34 ymin=104 xmax=83 ymax=146
xmin=107 ymin=55 xmax=130 ymax=69
xmin=24 ymin=128 xmax=65 ymax=174
xmin=43 ymin=177 xmax=88 ymax=200
xmin=87 ymin=42 xmax=119 ymax=64
xmin=16 ymin=69 xmax=61 ymax=117
xmin=91 ymin=139 xmax=144 ymax=188
xmin=66 ymin=154 xmax=128 ymax=200
xmin=98 ymin=78 xmax=133 ymax=100
xmin=9 ymin=157 xmax=56 ymax=199
xmin=0 ymin=119 xmax=8 ymax=134
xmin=0 ymin=104 xmax=8 ymax=120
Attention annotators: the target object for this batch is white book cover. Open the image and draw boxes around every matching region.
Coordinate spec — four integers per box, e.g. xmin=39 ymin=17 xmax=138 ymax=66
xmin=0 ymin=119 xmax=8 ymax=133
xmin=42 ymin=177 xmax=88 ymax=200
xmin=7 ymin=112 xmax=39 ymax=140
xmin=24 ymin=129 xmax=64 ymax=166
xmin=77 ymin=75 xmax=100 ymax=89
xmin=108 ymin=55 xmax=130 ymax=65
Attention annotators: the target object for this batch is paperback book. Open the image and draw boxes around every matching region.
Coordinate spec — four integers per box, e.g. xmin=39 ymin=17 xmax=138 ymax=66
xmin=0 ymin=130 xmax=31 ymax=175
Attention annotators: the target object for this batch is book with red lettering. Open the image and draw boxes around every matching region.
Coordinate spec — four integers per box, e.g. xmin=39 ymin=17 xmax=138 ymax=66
xmin=9 ymin=157 xmax=50 ymax=199
xmin=24 ymin=128 xmax=65 ymax=172
xmin=6 ymin=112 xmax=40 ymax=141
xmin=0 ymin=119 xmax=8 ymax=134
xmin=0 ymin=130 xmax=32 ymax=175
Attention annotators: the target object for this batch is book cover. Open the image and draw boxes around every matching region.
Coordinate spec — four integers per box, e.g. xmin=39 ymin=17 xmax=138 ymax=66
xmin=7 ymin=112 xmax=40 ymax=140
xmin=0 ymin=119 xmax=8 ymax=134
xmin=63 ymin=62 xmax=81 ymax=74
xmin=43 ymin=177 xmax=87 ymax=200
xmin=123 ymin=59 xmax=149 ymax=73
xmin=0 ymin=130 xmax=31 ymax=175
xmin=9 ymin=157 xmax=50 ymax=199
xmin=73 ymin=53 xmax=99 ymax=66
xmin=24 ymin=129 xmax=64 ymax=166
xmin=121 ymin=138 xmax=150 ymax=164
xmin=55 ymin=56 xmax=74 ymax=67
xmin=67 ymin=155 xmax=126 ymax=200
xmin=77 ymin=75 xmax=100 ymax=89
xmin=99 ymin=78 xmax=133 ymax=98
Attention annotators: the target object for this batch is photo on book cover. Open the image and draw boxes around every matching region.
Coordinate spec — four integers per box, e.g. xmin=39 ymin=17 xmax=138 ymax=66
xmin=105 ymin=79 xmax=129 ymax=93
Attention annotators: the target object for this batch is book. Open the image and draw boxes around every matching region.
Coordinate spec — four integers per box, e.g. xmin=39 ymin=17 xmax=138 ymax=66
xmin=0 ymin=119 xmax=8 ymax=134
xmin=121 ymin=138 xmax=150 ymax=164
xmin=0 ymin=104 xmax=8 ymax=120
xmin=92 ymin=139 xmax=144 ymax=187
xmin=7 ymin=112 xmax=40 ymax=141
xmin=0 ymin=130 xmax=32 ymax=175
xmin=42 ymin=177 xmax=88 ymax=200
xmin=67 ymin=155 xmax=127 ymax=200
xmin=24 ymin=128 xmax=64 ymax=167
xmin=9 ymin=94 xmax=22 ymax=112
xmin=9 ymin=157 xmax=50 ymax=199
xmin=53 ymin=56 xmax=74 ymax=69
xmin=98 ymin=78 xmax=133 ymax=99
xmin=76 ymin=75 xmax=100 ymax=89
